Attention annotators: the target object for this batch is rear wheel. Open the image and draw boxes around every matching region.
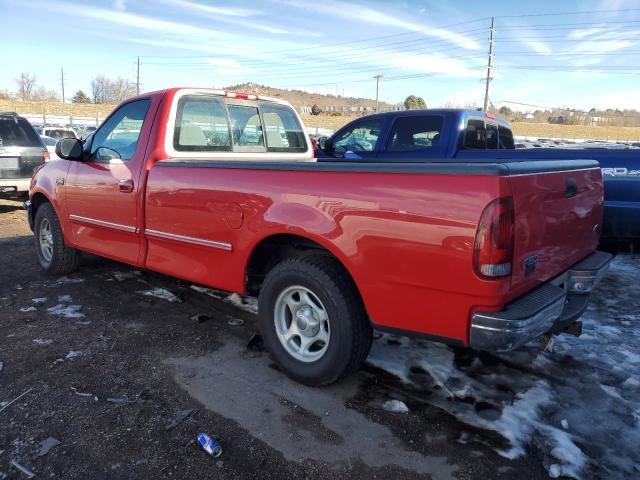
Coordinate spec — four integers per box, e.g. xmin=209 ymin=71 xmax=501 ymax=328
xmin=34 ymin=203 xmax=80 ymax=274
xmin=258 ymin=254 xmax=372 ymax=386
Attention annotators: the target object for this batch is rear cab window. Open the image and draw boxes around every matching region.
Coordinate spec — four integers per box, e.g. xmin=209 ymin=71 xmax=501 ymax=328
xmin=0 ymin=117 xmax=41 ymax=148
xmin=464 ymin=117 xmax=514 ymax=150
xmin=169 ymin=91 xmax=310 ymax=159
xmin=387 ymin=115 xmax=443 ymax=152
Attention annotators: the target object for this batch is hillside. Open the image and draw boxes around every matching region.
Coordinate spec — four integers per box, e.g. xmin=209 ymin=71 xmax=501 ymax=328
xmin=224 ymin=82 xmax=397 ymax=111
xmin=3 ymin=92 xmax=640 ymax=141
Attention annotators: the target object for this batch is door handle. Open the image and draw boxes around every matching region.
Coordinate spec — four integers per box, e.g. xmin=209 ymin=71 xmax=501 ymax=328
xmin=118 ymin=179 xmax=134 ymax=193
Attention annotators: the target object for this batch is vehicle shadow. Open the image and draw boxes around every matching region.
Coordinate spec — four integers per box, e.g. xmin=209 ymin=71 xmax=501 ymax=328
xmin=0 ymin=202 xmax=26 ymax=214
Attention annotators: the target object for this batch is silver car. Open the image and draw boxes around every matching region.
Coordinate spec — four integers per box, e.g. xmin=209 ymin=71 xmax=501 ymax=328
xmin=0 ymin=112 xmax=48 ymax=197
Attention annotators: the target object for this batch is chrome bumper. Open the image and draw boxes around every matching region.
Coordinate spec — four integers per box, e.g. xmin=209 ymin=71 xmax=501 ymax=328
xmin=0 ymin=177 xmax=31 ymax=193
xmin=469 ymin=251 xmax=613 ymax=351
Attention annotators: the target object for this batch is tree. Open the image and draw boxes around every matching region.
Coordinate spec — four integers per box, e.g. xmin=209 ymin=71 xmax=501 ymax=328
xmin=498 ymin=106 xmax=512 ymax=117
xmin=72 ymin=90 xmax=91 ymax=103
xmin=403 ymin=95 xmax=427 ymax=110
xmin=91 ymin=75 xmax=137 ymax=103
xmin=91 ymin=75 xmax=111 ymax=104
xmin=34 ymin=87 xmax=59 ymax=102
xmin=311 ymin=104 xmax=322 ymax=115
xmin=15 ymin=72 xmax=37 ymax=101
xmin=109 ymin=77 xmax=137 ymax=103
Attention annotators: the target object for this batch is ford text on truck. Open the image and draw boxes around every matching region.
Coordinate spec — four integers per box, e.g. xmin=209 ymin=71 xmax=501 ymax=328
xmin=26 ymin=89 xmax=611 ymax=386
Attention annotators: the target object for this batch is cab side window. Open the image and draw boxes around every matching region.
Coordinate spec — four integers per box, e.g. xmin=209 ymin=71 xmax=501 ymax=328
xmin=331 ymin=119 xmax=383 ymax=153
xmin=387 ymin=115 xmax=443 ymax=152
xmin=91 ymin=99 xmax=150 ymax=161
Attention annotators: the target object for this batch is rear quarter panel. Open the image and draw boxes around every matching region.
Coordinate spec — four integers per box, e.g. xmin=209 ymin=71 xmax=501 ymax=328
xmin=144 ymin=165 xmax=510 ymax=343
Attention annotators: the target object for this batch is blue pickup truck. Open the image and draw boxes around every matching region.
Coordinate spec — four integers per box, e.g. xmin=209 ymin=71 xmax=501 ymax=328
xmin=316 ymin=109 xmax=639 ymax=243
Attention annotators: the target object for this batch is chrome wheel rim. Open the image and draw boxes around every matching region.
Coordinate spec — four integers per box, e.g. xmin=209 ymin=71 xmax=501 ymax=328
xmin=39 ymin=218 xmax=53 ymax=262
xmin=274 ymin=285 xmax=330 ymax=363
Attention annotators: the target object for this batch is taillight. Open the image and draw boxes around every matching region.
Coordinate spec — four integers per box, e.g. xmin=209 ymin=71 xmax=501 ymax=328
xmin=224 ymin=91 xmax=258 ymax=100
xmin=43 ymin=149 xmax=50 ymax=162
xmin=474 ymin=197 xmax=515 ymax=278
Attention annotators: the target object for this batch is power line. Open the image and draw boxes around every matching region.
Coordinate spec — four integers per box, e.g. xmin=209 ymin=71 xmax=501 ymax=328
xmin=496 ymin=8 xmax=640 ymax=18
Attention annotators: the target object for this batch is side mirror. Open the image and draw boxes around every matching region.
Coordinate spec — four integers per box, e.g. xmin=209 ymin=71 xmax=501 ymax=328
xmin=55 ymin=138 xmax=83 ymax=161
xmin=317 ymin=136 xmax=329 ymax=151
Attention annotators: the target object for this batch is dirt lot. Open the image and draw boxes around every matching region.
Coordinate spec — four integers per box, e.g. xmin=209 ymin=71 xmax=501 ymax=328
xmin=0 ymin=198 xmax=638 ymax=479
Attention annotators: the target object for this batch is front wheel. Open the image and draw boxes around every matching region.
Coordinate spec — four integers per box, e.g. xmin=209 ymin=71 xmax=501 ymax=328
xmin=34 ymin=202 xmax=80 ymax=274
xmin=258 ymin=255 xmax=372 ymax=386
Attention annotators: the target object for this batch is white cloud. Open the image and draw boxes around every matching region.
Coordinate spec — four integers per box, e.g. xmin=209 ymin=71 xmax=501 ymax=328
xmin=269 ymin=0 xmax=481 ymax=50
xmin=112 ymin=0 xmax=126 ymax=12
xmin=207 ymin=58 xmax=255 ymax=76
xmin=567 ymin=27 xmax=607 ymax=39
xmin=159 ymin=0 xmax=294 ymax=35
xmin=523 ymin=39 xmax=552 ymax=55
xmin=159 ymin=0 xmax=260 ymax=17
xmin=23 ymin=1 xmax=225 ymax=40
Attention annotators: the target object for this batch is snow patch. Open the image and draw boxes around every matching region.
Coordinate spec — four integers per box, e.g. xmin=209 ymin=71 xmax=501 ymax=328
xmin=47 ymin=304 xmax=85 ymax=319
xmin=113 ymin=271 xmax=141 ymax=282
xmin=54 ymin=276 xmax=85 ymax=284
xmin=19 ymin=306 xmax=36 ymax=312
xmin=57 ymin=295 xmax=72 ymax=303
xmin=190 ymin=285 xmax=258 ymax=314
xmin=138 ymin=288 xmax=181 ymax=303
xmin=32 ymin=297 xmax=47 ymax=304
xmin=65 ymin=351 xmax=83 ymax=360
xmin=364 ymin=254 xmax=640 ymax=479
xmin=382 ymin=399 xmax=409 ymax=413
xmin=32 ymin=338 xmax=53 ymax=345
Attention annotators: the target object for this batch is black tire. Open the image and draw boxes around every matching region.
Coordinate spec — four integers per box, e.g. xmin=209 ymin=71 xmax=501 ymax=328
xmin=258 ymin=254 xmax=372 ymax=386
xmin=34 ymin=202 xmax=80 ymax=275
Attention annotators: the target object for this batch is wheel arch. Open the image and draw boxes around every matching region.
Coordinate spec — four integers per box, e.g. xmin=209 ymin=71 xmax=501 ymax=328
xmin=244 ymin=232 xmax=366 ymax=310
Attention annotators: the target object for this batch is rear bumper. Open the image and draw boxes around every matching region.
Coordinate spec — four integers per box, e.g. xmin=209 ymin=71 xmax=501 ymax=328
xmin=469 ymin=250 xmax=612 ymax=351
xmin=0 ymin=177 xmax=30 ymax=194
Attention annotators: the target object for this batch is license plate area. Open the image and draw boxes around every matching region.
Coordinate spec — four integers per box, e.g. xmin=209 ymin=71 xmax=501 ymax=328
xmin=0 ymin=157 xmax=20 ymax=169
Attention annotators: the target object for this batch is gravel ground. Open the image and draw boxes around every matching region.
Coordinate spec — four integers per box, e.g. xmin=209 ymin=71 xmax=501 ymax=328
xmin=0 ymin=197 xmax=636 ymax=479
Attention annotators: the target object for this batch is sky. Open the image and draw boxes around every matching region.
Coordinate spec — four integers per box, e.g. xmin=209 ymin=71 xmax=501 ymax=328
xmin=1 ymin=0 xmax=640 ymax=111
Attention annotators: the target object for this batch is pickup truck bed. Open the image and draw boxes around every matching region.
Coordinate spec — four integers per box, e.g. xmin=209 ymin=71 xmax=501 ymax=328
xmin=317 ymin=109 xmax=639 ymax=242
xmin=26 ymin=90 xmax=611 ymax=386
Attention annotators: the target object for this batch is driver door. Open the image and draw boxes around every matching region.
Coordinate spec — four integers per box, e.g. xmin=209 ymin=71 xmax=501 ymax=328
xmin=65 ymin=99 xmax=151 ymax=265
xmin=327 ymin=118 xmax=384 ymax=160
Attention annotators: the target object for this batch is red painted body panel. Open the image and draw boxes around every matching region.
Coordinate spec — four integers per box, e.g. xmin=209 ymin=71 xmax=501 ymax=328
xmin=145 ymin=166 xmax=510 ymax=341
xmin=507 ymin=168 xmax=603 ymax=298
xmin=29 ymin=88 xmax=604 ymax=347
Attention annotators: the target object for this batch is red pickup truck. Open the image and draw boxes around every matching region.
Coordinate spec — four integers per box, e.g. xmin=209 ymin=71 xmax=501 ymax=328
xmin=26 ymin=88 xmax=611 ymax=386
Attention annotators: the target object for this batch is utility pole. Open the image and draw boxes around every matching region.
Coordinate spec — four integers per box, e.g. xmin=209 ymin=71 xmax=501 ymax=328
xmin=373 ymin=74 xmax=383 ymax=112
xmin=60 ymin=68 xmax=65 ymax=103
xmin=136 ymin=56 xmax=140 ymax=96
xmin=483 ymin=17 xmax=495 ymax=112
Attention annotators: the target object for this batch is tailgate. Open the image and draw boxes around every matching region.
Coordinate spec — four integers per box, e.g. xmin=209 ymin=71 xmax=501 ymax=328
xmin=0 ymin=146 xmax=45 ymax=179
xmin=508 ymin=161 xmax=603 ymax=295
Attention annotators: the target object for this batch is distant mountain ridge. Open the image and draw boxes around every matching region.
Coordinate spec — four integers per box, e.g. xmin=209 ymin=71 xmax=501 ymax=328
xmin=224 ymin=82 xmax=397 ymax=111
